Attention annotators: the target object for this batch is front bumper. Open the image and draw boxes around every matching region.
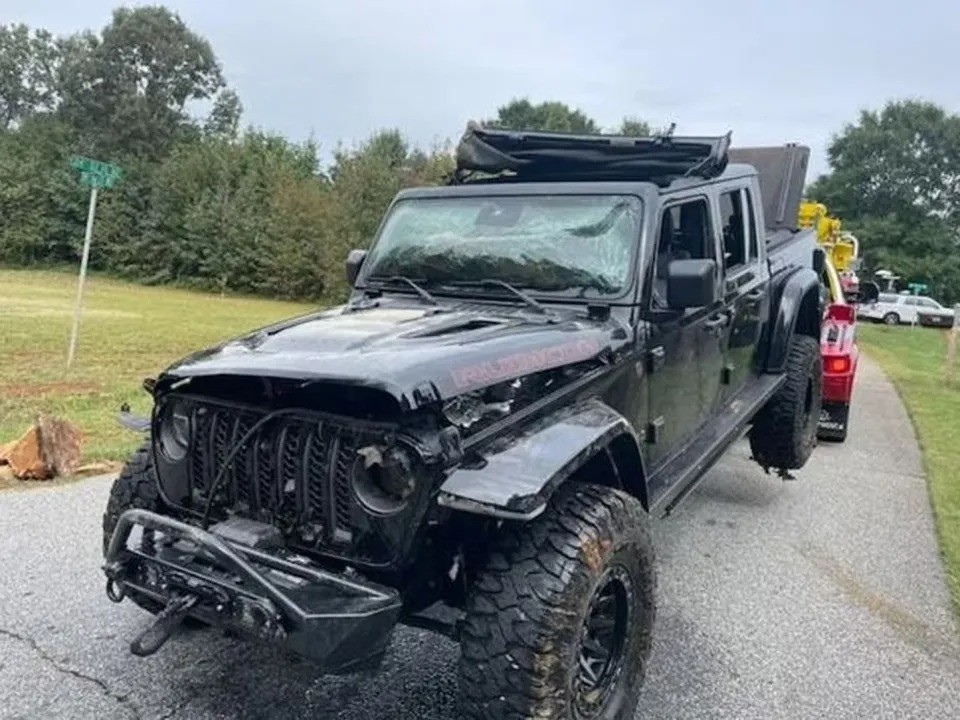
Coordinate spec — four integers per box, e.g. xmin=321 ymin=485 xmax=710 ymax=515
xmin=103 ymin=509 xmax=402 ymax=673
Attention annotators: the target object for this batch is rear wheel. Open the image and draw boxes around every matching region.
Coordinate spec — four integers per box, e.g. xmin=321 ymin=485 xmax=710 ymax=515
xmin=749 ymin=334 xmax=822 ymax=471
xmin=883 ymin=312 xmax=900 ymax=325
xmin=458 ymin=483 xmax=655 ymax=720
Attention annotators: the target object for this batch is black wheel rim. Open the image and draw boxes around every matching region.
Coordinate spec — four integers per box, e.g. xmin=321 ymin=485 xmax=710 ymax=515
xmin=572 ymin=565 xmax=632 ymax=719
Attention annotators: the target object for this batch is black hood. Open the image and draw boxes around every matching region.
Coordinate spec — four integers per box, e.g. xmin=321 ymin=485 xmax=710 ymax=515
xmin=161 ymin=299 xmax=630 ymax=409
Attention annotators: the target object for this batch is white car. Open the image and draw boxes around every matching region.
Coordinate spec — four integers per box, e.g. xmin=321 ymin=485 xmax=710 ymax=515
xmin=858 ymin=293 xmax=955 ymax=326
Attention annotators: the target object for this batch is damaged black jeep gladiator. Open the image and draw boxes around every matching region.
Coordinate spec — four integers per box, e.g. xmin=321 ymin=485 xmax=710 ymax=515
xmin=102 ymin=127 xmax=823 ymax=719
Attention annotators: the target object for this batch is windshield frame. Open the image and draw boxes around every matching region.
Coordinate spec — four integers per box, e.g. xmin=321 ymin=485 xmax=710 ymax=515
xmin=356 ymin=189 xmax=646 ymax=304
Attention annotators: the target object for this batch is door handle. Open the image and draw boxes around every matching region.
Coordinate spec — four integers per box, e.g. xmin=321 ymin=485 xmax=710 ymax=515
xmin=704 ymin=313 xmax=729 ymax=331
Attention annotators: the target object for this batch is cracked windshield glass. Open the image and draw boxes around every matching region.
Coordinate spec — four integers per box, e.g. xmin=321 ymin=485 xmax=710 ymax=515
xmin=363 ymin=195 xmax=642 ymax=296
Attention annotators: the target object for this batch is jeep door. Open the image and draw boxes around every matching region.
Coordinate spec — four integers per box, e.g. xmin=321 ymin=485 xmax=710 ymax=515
xmin=714 ymin=185 xmax=769 ymax=406
xmin=644 ymin=196 xmax=725 ymax=472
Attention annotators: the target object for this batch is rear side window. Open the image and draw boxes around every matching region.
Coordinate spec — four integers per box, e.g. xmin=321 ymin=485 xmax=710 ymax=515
xmin=878 ymin=294 xmax=898 ymax=303
xmin=903 ymin=297 xmax=918 ymax=306
xmin=718 ymin=190 xmax=747 ymax=270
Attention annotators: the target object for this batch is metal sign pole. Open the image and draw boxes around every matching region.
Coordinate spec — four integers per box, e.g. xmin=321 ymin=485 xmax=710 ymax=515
xmin=947 ymin=304 xmax=960 ymax=384
xmin=67 ymin=185 xmax=99 ymax=369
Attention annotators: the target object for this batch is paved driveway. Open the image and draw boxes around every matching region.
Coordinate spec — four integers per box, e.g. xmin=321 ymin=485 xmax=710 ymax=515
xmin=1 ymin=357 xmax=958 ymax=719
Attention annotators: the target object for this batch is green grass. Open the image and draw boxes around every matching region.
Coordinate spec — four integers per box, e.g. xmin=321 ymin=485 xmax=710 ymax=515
xmin=858 ymin=323 xmax=960 ymax=612
xmin=0 ymin=268 xmax=312 ymax=463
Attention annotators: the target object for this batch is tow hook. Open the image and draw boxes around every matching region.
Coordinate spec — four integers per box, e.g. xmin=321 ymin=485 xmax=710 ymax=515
xmin=129 ymin=593 xmax=199 ymax=657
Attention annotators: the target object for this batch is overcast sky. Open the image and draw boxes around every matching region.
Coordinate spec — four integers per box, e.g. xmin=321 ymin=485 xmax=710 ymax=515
xmin=7 ymin=0 xmax=960 ymax=178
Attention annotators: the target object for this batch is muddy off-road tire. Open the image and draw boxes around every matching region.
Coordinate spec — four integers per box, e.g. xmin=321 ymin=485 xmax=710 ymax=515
xmin=458 ymin=483 xmax=655 ymax=720
xmin=749 ymin=334 xmax=822 ymax=470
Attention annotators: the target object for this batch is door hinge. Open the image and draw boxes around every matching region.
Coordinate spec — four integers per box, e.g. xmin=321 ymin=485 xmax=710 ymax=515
xmin=646 ymin=416 xmax=665 ymax=444
xmin=646 ymin=346 xmax=666 ymax=373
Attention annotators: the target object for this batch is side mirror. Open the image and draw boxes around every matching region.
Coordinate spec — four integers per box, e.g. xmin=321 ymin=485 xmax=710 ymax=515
xmin=345 ymin=249 xmax=367 ymax=286
xmin=667 ymin=259 xmax=717 ymax=309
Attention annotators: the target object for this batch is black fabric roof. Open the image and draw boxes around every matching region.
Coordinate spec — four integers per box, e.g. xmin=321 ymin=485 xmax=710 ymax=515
xmin=454 ymin=123 xmax=731 ymax=184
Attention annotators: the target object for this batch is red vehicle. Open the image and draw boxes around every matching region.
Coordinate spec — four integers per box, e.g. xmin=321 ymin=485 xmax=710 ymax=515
xmin=818 ymin=261 xmax=860 ymax=441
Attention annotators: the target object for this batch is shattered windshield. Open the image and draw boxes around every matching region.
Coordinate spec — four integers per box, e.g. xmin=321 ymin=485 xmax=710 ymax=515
xmin=360 ymin=195 xmax=642 ymax=297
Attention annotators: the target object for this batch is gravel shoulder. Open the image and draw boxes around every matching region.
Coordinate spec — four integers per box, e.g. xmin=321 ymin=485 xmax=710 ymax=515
xmin=1 ymin=356 xmax=958 ymax=719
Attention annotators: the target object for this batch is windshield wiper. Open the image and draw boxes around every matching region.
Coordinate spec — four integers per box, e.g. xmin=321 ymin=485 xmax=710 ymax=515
xmin=367 ymin=275 xmax=437 ymax=305
xmin=445 ymin=279 xmax=547 ymax=314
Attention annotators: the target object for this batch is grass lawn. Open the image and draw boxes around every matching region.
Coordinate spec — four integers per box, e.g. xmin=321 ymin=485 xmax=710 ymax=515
xmin=858 ymin=323 xmax=960 ymax=612
xmin=0 ymin=268 xmax=312 ymax=465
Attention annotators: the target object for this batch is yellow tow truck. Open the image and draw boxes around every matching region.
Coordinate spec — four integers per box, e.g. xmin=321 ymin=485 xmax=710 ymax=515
xmin=799 ymin=201 xmax=863 ymax=442
xmin=798 ymin=201 xmax=861 ymax=298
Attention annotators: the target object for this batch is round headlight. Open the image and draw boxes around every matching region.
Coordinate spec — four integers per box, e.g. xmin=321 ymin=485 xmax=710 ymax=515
xmin=351 ymin=445 xmax=414 ymax=516
xmin=158 ymin=399 xmax=191 ymax=461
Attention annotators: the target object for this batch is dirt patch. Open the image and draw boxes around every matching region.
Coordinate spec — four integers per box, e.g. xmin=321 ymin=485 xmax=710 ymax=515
xmin=799 ymin=544 xmax=960 ymax=660
xmin=0 ymin=381 xmax=102 ymax=398
xmin=580 ymin=536 xmax=611 ymax=573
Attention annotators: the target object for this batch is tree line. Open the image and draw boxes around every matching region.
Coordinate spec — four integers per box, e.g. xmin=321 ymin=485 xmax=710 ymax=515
xmin=1 ymin=7 xmax=958 ymax=304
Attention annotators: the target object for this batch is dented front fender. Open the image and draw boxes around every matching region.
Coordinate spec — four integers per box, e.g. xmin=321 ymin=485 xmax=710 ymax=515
xmin=436 ymin=398 xmax=642 ymax=519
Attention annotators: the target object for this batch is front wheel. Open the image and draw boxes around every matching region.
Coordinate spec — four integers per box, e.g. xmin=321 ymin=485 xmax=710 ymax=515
xmin=102 ymin=442 xmax=206 ymax=628
xmin=458 ymin=483 xmax=655 ymax=720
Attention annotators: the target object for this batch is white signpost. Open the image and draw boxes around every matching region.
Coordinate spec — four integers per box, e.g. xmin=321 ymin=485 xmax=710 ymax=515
xmin=947 ymin=304 xmax=960 ymax=384
xmin=66 ymin=156 xmax=122 ymax=369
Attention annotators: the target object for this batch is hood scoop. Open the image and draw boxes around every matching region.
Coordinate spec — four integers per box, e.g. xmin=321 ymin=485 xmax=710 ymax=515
xmin=404 ymin=317 xmax=508 ymax=338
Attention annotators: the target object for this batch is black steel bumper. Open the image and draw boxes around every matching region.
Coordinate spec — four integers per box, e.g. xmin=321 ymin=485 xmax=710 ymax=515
xmin=103 ymin=509 xmax=402 ymax=673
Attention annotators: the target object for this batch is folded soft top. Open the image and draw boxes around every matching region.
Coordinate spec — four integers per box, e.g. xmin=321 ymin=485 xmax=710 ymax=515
xmin=454 ymin=123 xmax=731 ymax=184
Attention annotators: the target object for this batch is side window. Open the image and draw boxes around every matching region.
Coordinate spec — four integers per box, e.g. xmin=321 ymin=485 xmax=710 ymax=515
xmin=903 ymin=297 xmax=918 ymax=306
xmin=878 ymin=294 xmax=898 ymax=304
xmin=652 ymin=197 xmax=717 ymax=307
xmin=918 ymin=298 xmax=938 ymax=308
xmin=743 ymin=189 xmax=759 ymax=261
xmin=718 ymin=189 xmax=747 ymax=271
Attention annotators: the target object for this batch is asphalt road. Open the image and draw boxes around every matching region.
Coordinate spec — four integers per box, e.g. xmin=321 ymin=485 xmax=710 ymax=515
xmin=2 ymin=356 xmax=959 ymax=719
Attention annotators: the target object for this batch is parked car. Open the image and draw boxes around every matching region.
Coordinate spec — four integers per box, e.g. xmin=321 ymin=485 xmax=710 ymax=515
xmin=918 ymin=304 xmax=957 ymax=328
xmin=859 ymin=293 xmax=954 ymax=326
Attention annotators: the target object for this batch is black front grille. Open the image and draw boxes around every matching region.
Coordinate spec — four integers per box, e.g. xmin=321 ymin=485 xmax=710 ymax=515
xmin=184 ymin=399 xmax=395 ymax=547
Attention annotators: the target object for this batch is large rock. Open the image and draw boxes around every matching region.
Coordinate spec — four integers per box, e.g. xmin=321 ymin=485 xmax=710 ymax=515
xmin=0 ymin=416 xmax=84 ymax=480
xmin=4 ymin=426 xmax=49 ymax=479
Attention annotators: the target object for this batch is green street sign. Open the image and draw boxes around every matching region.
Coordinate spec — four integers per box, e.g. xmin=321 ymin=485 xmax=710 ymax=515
xmin=70 ymin=155 xmax=123 ymax=189
xmin=908 ymin=282 xmax=928 ymax=295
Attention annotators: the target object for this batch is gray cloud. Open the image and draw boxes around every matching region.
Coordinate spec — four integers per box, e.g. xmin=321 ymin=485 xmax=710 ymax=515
xmin=7 ymin=0 xmax=960 ymax=178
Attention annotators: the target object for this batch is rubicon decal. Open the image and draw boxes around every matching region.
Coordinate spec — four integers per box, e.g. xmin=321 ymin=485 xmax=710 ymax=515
xmin=451 ymin=338 xmax=601 ymax=390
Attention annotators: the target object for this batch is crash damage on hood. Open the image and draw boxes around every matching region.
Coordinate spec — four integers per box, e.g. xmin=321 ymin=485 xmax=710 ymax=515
xmin=157 ymin=297 xmax=630 ymax=411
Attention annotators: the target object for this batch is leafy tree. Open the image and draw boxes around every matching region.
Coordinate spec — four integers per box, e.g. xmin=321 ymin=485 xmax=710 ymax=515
xmin=0 ymin=24 xmax=60 ymax=128
xmin=0 ymin=11 xmax=457 ymax=305
xmin=808 ymin=100 xmax=960 ymax=303
xmin=0 ymin=117 xmax=85 ymax=264
xmin=204 ymin=89 xmax=243 ymax=139
xmin=487 ymin=99 xmax=599 ymax=133
xmin=809 ymin=101 xmax=960 ymax=223
xmin=57 ymin=6 xmax=224 ymax=159
xmin=616 ymin=117 xmax=652 ymax=136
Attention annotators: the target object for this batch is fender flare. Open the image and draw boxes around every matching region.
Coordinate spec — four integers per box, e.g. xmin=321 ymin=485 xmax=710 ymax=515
xmin=766 ymin=268 xmax=822 ymax=373
xmin=436 ymin=398 xmax=646 ymax=520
